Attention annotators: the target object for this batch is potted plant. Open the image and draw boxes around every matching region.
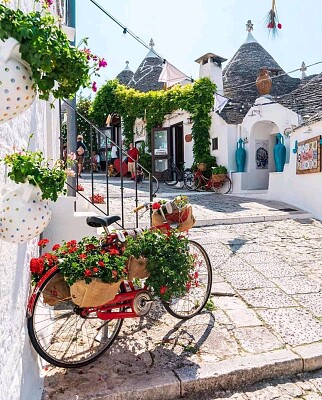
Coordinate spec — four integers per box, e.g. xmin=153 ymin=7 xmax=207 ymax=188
xmin=151 ymin=195 xmax=195 ymax=231
xmin=0 ymin=137 xmax=76 ymax=243
xmin=0 ymin=3 xmax=106 ymax=122
xmin=30 ymin=236 xmax=128 ymax=307
xmin=211 ymin=165 xmax=228 ymax=183
xmin=124 ymin=229 xmax=195 ymax=301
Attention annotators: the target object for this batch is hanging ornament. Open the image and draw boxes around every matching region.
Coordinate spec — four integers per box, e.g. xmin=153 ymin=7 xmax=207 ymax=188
xmin=266 ymin=0 xmax=282 ymax=37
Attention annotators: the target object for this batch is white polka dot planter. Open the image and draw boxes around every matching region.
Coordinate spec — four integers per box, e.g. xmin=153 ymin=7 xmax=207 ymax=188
xmin=0 ymin=184 xmax=51 ymax=244
xmin=0 ymin=37 xmax=36 ymax=124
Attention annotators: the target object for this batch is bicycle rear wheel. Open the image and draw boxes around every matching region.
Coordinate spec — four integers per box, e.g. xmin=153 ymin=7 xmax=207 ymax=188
xmin=27 ymin=270 xmax=123 ymax=368
xmin=162 ymin=240 xmax=212 ymax=319
xmin=185 ymin=172 xmax=202 ymax=191
xmin=211 ymin=176 xmax=232 ymax=194
xmin=161 ymin=168 xmax=180 ymax=186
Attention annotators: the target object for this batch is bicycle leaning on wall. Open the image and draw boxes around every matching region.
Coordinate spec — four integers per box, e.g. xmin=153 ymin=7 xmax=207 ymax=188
xmin=185 ymin=164 xmax=232 ymax=194
xmin=161 ymin=156 xmax=192 ymax=186
xmin=26 ymin=202 xmax=212 ymax=368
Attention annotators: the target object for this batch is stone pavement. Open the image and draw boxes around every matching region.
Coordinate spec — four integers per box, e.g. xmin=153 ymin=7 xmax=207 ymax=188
xmin=42 ymin=177 xmax=322 ymax=400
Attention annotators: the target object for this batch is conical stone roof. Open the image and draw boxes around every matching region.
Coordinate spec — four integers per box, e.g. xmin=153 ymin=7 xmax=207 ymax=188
xmin=220 ymin=21 xmax=300 ymax=124
xmin=116 ymin=61 xmax=134 ymax=86
xmin=128 ymin=39 xmax=164 ymax=92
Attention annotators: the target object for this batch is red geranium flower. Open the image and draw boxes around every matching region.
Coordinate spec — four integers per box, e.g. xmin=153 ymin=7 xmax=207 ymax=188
xmin=92 ymin=267 xmax=99 ymax=273
xmin=98 ymin=261 xmax=105 ymax=267
xmin=84 ymin=269 xmax=92 ymax=277
xmin=38 ymin=238 xmax=49 ymax=247
xmin=159 ymin=286 xmax=168 ymax=295
xmin=79 ymin=254 xmax=87 ymax=260
xmin=52 ymin=244 xmax=61 ymax=251
xmin=152 ymin=202 xmax=161 ymax=210
xmin=86 ymin=244 xmax=96 ymax=252
xmin=112 ymin=270 xmax=118 ymax=279
xmin=109 ymin=248 xmax=119 ymax=255
xmin=30 ymin=258 xmax=45 ymax=275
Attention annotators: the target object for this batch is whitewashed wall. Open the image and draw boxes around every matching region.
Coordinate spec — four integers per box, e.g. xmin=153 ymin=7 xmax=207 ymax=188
xmin=267 ymin=120 xmax=322 ymax=221
xmin=0 ymin=2 xmax=61 ymax=400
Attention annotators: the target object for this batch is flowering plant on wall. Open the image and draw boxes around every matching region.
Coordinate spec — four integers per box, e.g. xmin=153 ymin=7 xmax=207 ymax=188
xmin=0 ymin=2 xmax=107 ymax=100
xmin=2 ymin=135 xmax=76 ymax=201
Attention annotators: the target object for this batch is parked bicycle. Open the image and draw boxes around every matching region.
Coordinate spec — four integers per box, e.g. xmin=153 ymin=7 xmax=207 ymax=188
xmin=26 ymin=203 xmax=212 ymax=368
xmin=185 ymin=166 xmax=232 ymax=194
xmin=161 ymin=156 xmax=192 ymax=186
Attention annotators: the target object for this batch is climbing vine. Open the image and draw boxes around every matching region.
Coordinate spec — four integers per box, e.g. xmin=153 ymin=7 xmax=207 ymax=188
xmin=90 ymin=77 xmax=216 ymax=167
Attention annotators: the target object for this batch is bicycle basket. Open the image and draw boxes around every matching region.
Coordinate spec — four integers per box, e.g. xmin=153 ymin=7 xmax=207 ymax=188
xmin=197 ymin=163 xmax=207 ymax=171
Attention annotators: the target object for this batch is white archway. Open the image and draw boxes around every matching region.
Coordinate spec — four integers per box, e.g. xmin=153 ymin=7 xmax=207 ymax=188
xmin=245 ymin=120 xmax=280 ymax=190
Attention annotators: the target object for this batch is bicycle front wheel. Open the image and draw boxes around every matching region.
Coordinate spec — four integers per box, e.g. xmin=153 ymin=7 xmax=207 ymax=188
xmin=162 ymin=240 xmax=212 ymax=319
xmin=27 ymin=270 xmax=123 ymax=368
xmin=161 ymin=168 xmax=179 ymax=186
xmin=211 ymin=176 xmax=232 ymax=194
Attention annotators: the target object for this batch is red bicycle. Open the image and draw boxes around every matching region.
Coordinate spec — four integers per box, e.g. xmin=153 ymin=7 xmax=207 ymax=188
xmin=185 ymin=169 xmax=232 ymax=193
xmin=26 ymin=208 xmax=212 ymax=368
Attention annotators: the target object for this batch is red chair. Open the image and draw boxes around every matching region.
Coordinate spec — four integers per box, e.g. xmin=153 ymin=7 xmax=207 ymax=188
xmin=113 ymin=159 xmax=128 ymax=177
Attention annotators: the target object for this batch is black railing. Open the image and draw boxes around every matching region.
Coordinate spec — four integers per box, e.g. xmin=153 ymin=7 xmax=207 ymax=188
xmin=62 ymin=100 xmax=159 ymax=228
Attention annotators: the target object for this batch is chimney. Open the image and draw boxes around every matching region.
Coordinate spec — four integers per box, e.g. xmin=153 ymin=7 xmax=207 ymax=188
xmin=195 ymin=53 xmax=227 ymax=95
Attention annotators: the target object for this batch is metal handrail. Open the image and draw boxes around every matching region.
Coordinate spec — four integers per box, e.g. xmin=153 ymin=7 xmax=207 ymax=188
xmin=62 ymin=100 xmax=159 ymax=228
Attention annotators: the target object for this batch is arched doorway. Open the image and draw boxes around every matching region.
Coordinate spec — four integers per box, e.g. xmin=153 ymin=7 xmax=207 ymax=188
xmin=245 ymin=120 xmax=280 ymax=190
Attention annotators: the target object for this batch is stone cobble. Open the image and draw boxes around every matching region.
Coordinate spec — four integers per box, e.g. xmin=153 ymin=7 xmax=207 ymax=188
xmin=42 ymin=179 xmax=322 ymax=400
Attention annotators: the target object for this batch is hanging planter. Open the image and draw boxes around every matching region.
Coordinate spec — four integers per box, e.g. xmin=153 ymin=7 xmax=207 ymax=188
xmin=0 ymin=38 xmax=36 ymax=123
xmin=0 ymin=4 xmax=107 ymax=123
xmin=0 ymin=183 xmax=51 ymax=244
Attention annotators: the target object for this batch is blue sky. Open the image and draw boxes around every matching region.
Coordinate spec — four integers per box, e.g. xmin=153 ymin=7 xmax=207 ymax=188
xmin=76 ymin=0 xmax=322 ymax=92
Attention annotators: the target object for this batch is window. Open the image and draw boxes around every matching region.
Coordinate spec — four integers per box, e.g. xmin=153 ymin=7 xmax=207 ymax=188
xmin=212 ymin=137 xmax=218 ymax=150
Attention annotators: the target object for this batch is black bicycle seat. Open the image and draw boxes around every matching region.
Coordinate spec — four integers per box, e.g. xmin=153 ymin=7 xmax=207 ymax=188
xmin=86 ymin=215 xmax=120 ymax=228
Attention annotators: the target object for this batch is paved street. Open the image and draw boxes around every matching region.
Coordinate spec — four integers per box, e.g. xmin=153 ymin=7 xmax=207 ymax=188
xmin=42 ymin=177 xmax=322 ymax=400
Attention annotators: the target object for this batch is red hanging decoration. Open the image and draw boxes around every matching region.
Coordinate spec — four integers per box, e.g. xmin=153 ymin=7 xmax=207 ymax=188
xmin=266 ymin=0 xmax=282 ymax=37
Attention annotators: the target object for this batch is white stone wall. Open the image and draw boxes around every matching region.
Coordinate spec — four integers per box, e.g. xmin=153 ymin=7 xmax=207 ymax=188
xmin=267 ymin=120 xmax=322 ymax=221
xmin=0 ymin=2 xmax=61 ymax=400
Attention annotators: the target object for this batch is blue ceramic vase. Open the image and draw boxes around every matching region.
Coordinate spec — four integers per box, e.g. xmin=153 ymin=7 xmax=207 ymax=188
xmin=235 ymin=138 xmax=246 ymax=172
xmin=274 ymin=133 xmax=286 ymax=172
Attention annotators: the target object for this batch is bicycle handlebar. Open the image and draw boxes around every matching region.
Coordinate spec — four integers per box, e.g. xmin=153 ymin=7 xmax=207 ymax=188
xmin=133 ymin=203 xmax=148 ymax=213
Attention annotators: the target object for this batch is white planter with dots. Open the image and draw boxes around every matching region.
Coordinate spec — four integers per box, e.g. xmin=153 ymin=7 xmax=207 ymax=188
xmin=0 ymin=183 xmax=51 ymax=244
xmin=0 ymin=37 xmax=36 ymax=124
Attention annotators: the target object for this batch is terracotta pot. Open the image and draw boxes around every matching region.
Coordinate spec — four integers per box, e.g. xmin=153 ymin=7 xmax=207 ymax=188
xmin=256 ymin=68 xmax=272 ymax=96
xmin=0 ymin=183 xmax=51 ymax=244
xmin=0 ymin=38 xmax=36 ymax=124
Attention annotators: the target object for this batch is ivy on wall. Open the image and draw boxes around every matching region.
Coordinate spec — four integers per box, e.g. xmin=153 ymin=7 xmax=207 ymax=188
xmin=90 ymin=77 xmax=216 ymax=166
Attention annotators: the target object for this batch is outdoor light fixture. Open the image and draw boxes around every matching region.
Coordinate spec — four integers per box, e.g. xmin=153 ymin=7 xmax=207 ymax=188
xmin=187 ymin=117 xmax=193 ymax=124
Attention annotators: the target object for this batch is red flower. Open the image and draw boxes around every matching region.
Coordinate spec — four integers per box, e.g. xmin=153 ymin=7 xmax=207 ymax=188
xmin=30 ymin=258 xmax=45 ymax=275
xmin=98 ymin=261 xmax=105 ymax=267
xmin=159 ymin=286 xmax=168 ymax=295
xmin=68 ymin=247 xmax=77 ymax=253
xmin=112 ymin=270 xmax=118 ymax=279
xmin=67 ymin=240 xmax=77 ymax=247
xmin=101 ymin=250 xmax=106 ymax=255
xmin=109 ymin=248 xmax=120 ymax=255
xmin=38 ymin=238 xmax=49 ymax=247
xmin=152 ymin=202 xmax=161 ymax=210
xmin=92 ymin=267 xmax=99 ymax=273
xmin=194 ymin=271 xmax=199 ymax=279
xmin=84 ymin=269 xmax=92 ymax=277
xmin=86 ymin=244 xmax=96 ymax=252
xmin=277 ymin=23 xmax=282 ymax=29
xmin=52 ymin=244 xmax=61 ymax=251
xmin=79 ymin=254 xmax=87 ymax=260
xmin=186 ymin=282 xmax=192 ymax=291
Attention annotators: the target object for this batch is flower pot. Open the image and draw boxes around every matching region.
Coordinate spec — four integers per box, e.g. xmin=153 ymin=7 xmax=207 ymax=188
xmin=274 ymin=133 xmax=286 ymax=172
xmin=127 ymin=256 xmax=149 ymax=280
xmin=197 ymin=163 xmax=206 ymax=171
xmin=235 ymin=138 xmax=246 ymax=172
xmin=0 ymin=183 xmax=51 ymax=244
xmin=177 ymin=205 xmax=195 ymax=232
xmin=0 ymin=38 xmax=36 ymax=124
xmin=70 ymin=278 xmax=122 ymax=307
xmin=211 ymin=174 xmax=226 ymax=183
xmin=43 ymin=273 xmax=71 ymax=306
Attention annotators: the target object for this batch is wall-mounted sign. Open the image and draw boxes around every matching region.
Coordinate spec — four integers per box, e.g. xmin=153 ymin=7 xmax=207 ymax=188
xmin=296 ymin=135 xmax=321 ymax=174
xmin=255 ymin=140 xmax=269 ymax=169
xmin=185 ymin=134 xmax=192 ymax=143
